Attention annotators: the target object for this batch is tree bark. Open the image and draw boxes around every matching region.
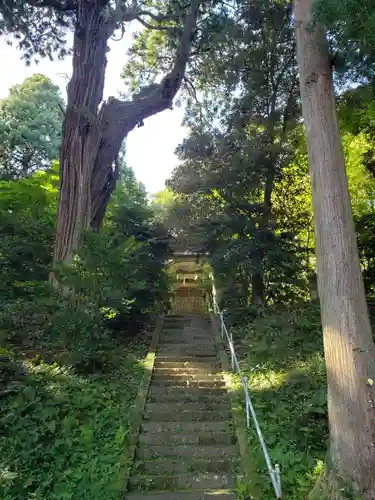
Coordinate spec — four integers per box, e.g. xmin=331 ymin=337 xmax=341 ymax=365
xmin=51 ymin=0 xmax=202 ymax=267
xmin=90 ymin=0 xmax=201 ymax=229
xmin=294 ymin=0 xmax=375 ymax=497
xmin=51 ymin=0 xmax=202 ymax=268
xmin=53 ymin=0 xmax=111 ymax=265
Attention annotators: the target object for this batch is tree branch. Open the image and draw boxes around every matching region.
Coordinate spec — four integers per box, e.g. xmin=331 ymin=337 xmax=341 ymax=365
xmin=135 ymin=17 xmax=176 ymax=31
xmin=26 ymin=0 xmax=77 ymax=11
xmin=115 ymin=0 xmax=183 ymax=24
xmin=90 ymin=0 xmax=203 ymax=227
xmin=135 ymin=10 xmax=181 ymax=22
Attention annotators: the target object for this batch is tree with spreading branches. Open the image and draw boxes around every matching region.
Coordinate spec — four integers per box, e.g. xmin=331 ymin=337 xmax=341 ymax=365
xmin=0 ymin=0 xmax=208 ymax=272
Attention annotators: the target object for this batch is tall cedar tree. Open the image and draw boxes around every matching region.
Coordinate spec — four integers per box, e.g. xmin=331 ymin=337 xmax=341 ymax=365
xmin=294 ymin=0 xmax=375 ymax=497
xmin=0 ymin=0 xmax=204 ymax=269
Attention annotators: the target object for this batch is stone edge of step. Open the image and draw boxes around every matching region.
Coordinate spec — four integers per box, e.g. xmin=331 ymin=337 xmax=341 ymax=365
xmin=121 ymin=316 xmax=164 ymax=498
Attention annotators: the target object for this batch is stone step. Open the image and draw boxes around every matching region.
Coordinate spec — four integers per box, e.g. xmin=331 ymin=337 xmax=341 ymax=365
xmin=161 ymin=327 xmax=190 ymax=332
xmin=160 ymin=339 xmax=216 ymax=346
xmin=163 ymin=317 xmax=189 ymax=321
xmin=162 ymin=320 xmax=191 ymax=331
xmin=154 ymin=365 xmax=221 ymax=373
xmin=148 ymin=386 xmax=228 ymax=400
xmin=141 ymin=421 xmax=231 ymax=434
xmin=139 ymin=430 xmax=235 ymax=446
xmin=147 ymin=391 xmax=229 ymax=404
xmin=155 ymin=356 xmax=219 ymax=363
xmin=163 ymin=316 xmax=189 ymax=321
xmin=160 ymin=333 xmax=214 ymax=340
xmin=145 ymin=401 xmax=228 ymax=412
xmin=153 ymin=367 xmax=221 ymax=375
xmin=137 ymin=444 xmax=238 ymax=460
xmin=152 ymin=374 xmax=224 ymax=383
xmin=126 ymin=491 xmax=236 ymax=500
xmin=158 ymin=343 xmax=215 ymax=350
xmin=144 ymin=403 xmax=231 ymax=422
xmin=134 ymin=458 xmax=237 ymax=475
xmin=161 ymin=329 xmax=212 ymax=335
xmin=128 ymin=472 xmax=236 ymax=491
xmin=157 ymin=343 xmax=217 ymax=358
xmin=150 ymin=379 xmax=226 ymax=388
xmin=160 ymin=329 xmax=187 ymax=335
xmin=126 ymin=316 xmax=239 ymax=500
xmin=160 ymin=345 xmax=217 ymax=351
xmin=154 ymin=360 xmax=220 ymax=369
xmin=158 ymin=354 xmax=216 ymax=359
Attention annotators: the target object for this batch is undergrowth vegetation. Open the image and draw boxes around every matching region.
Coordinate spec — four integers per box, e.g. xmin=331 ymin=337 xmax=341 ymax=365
xmin=0 ymin=159 xmax=171 ymax=499
xmin=0 ymin=339 xmax=147 ymax=500
xmin=232 ymin=302 xmax=328 ymax=499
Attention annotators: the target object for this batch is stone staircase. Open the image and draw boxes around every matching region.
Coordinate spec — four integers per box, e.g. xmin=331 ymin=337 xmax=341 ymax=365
xmin=125 ymin=314 xmax=239 ymax=499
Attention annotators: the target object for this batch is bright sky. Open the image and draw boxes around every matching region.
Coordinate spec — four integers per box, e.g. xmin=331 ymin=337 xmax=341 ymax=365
xmin=0 ymin=30 xmax=188 ymax=194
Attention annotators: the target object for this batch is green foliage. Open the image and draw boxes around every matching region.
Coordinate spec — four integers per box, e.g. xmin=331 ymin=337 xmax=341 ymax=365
xmin=334 ymin=85 xmax=375 ymax=293
xmin=0 ymin=343 xmax=146 ymax=500
xmin=0 ymin=141 xmax=170 ymax=499
xmin=232 ymin=302 xmax=328 ymax=499
xmin=166 ymin=0 xmax=308 ymax=313
xmin=0 ymin=1 xmax=74 ymax=62
xmin=356 ymin=213 xmax=375 ymax=295
xmin=0 ymin=74 xmax=64 ymax=179
xmin=314 ymin=0 xmax=375 ymax=79
xmin=338 ymin=84 xmax=375 ymax=138
xmin=0 ymin=165 xmax=58 ymax=299
xmin=0 ymin=156 xmax=171 ymax=370
xmin=343 ymin=133 xmax=375 ymax=217
xmin=122 ymin=0 xmax=228 ymax=94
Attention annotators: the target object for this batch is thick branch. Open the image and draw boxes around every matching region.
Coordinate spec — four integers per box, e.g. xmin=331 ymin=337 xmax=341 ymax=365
xmin=90 ymin=0 xmax=202 ymax=227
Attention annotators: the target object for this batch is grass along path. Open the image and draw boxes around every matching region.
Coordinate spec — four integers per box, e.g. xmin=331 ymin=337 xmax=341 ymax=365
xmin=229 ymin=301 xmax=328 ymax=499
xmin=0 ymin=336 xmax=149 ymax=500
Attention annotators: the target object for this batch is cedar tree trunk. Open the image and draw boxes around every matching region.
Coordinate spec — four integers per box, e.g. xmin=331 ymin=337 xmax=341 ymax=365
xmin=53 ymin=0 xmax=201 ymax=268
xmin=53 ymin=0 xmax=110 ymax=264
xmin=294 ymin=0 xmax=375 ymax=497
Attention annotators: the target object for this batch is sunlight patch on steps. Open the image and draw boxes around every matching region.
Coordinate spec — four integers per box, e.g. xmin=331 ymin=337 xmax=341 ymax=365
xmin=199 ymin=490 xmax=236 ymax=496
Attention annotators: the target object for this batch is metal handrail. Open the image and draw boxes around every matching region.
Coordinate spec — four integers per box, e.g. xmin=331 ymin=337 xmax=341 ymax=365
xmin=211 ymin=297 xmax=282 ymax=499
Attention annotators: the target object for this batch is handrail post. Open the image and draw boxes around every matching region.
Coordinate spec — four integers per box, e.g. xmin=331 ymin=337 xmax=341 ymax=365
xmin=275 ymin=464 xmax=282 ymax=498
xmin=219 ymin=311 xmax=224 ymax=338
xmin=230 ymin=329 xmax=234 ymax=371
xmin=244 ymin=376 xmax=250 ymax=427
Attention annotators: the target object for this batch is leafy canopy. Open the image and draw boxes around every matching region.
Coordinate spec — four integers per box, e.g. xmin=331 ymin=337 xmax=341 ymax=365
xmin=0 ymin=73 xmax=64 ymax=179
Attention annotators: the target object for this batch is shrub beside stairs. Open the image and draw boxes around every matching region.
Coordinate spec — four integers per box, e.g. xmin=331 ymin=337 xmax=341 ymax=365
xmin=125 ymin=314 xmax=240 ymax=499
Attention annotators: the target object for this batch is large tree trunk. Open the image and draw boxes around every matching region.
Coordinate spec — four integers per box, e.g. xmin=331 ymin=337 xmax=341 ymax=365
xmin=53 ymin=0 xmax=110 ymax=265
xmin=51 ymin=0 xmax=202 ymax=264
xmin=294 ymin=0 xmax=375 ymax=497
